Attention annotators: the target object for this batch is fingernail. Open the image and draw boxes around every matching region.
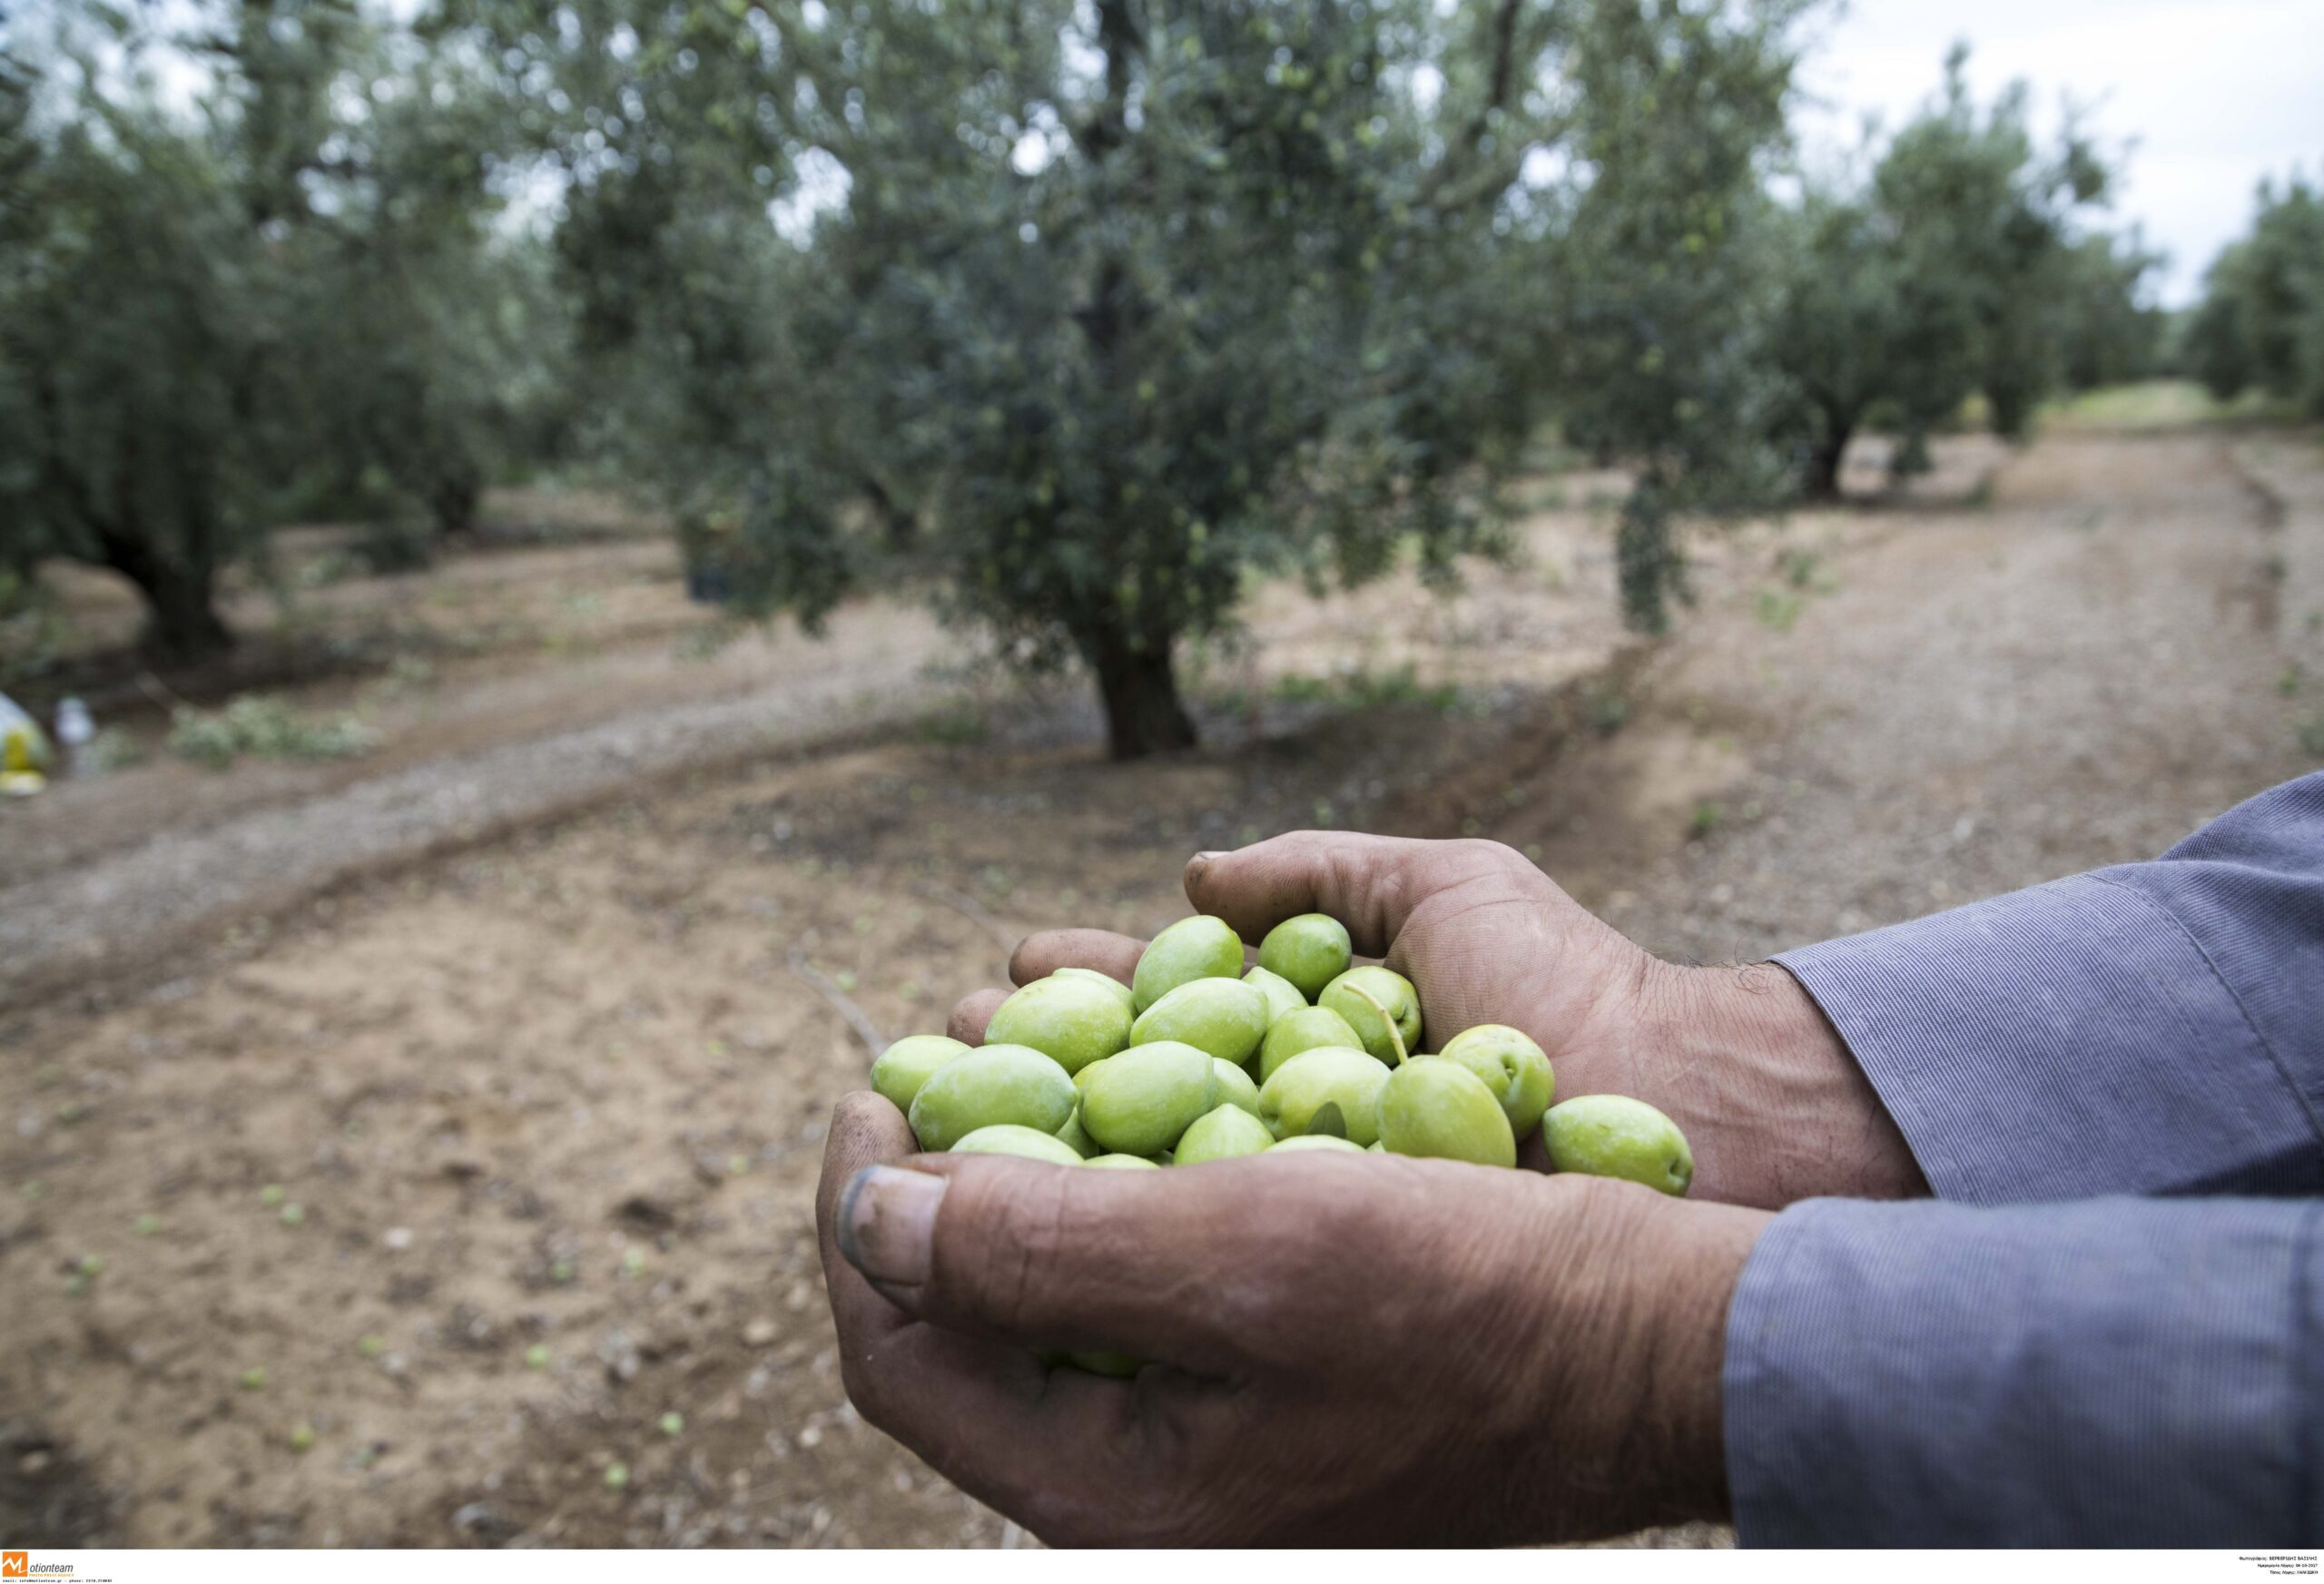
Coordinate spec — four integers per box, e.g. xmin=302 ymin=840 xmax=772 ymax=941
xmin=837 ymin=1166 xmax=944 ymax=1289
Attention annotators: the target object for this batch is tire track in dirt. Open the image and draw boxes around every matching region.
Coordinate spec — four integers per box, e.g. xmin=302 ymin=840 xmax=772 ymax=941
xmin=5 ymin=647 xmax=947 ymax=1008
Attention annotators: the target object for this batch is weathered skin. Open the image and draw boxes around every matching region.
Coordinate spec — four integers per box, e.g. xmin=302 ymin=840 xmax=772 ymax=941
xmin=1078 ymin=1041 xmax=1220 ymax=1156
xmin=1080 ymin=1153 xmax=1162 ymax=1170
xmin=1049 ymin=967 xmax=1137 ymax=1012
xmin=1173 ymin=1103 xmax=1278 ymax=1164
xmin=1319 ymin=966 xmax=1423 ymax=1065
xmin=1436 ymin=1024 xmax=1555 ymax=1140
xmin=1242 ymin=965 xmax=1308 ymax=1024
xmin=1541 ymin=1095 xmax=1695 ymax=1196
xmin=1131 ymin=978 xmax=1270 ymax=1067
xmin=1256 ymin=1005 xmax=1365 ymax=1080
xmin=949 ymin=1124 xmax=1088 ymax=1166
xmin=1265 ymin=1134 xmax=1368 ymax=1155
xmin=1257 ymin=1047 xmax=1392 ymax=1146
xmin=1375 ymin=1058 xmax=1518 ymax=1167
xmin=1130 ymin=915 xmax=1246 ymax=1012
xmin=985 ymin=976 xmax=1134 ymax=1075
xmin=907 ymin=1044 xmax=1078 ymax=1153
xmin=1258 ymin=912 xmax=1354 ymax=1001
xmin=869 ymin=1034 xmax=968 ymax=1114
xmin=1209 ymin=1058 xmax=1264 ymax=1117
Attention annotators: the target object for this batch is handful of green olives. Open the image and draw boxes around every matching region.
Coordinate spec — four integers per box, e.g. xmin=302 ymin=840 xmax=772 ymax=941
xmin=868 ymin=910 xmax=1693 ymax=1193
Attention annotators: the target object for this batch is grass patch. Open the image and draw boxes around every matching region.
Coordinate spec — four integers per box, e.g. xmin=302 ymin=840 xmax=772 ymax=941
xmin=168 ymin=696 xmax=380 ymax=769
xmin=2299 ymin=713 xmax=2324 ymax=759
xmin=2043 ymin=380 xmax=2295 ymax=431
xmin=1269 ymin=662 xmax=1462 ymax=713
xmin=1755 ymin=587 xmax=1806 ymax=634
xmin=913 ymin=701 xmax=990 ymax=746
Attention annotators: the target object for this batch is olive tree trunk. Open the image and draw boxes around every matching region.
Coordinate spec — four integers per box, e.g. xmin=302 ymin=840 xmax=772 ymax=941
xmin=97 ymin=524 xmax=235 ymax=663
xmin=1088 ymin=630 xmax=1196 ymax=761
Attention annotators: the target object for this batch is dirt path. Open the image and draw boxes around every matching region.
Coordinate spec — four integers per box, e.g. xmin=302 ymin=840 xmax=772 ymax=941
xmin=4 ymin=426 xmax=2317 ymax=1549
xmin=3 ymin=478 xmax=1633 ymax=1010
xmin=0 ymin=614 xmax=951 ymax=1007
xmin=1457 ymin=427 xmax=2324 ymax=959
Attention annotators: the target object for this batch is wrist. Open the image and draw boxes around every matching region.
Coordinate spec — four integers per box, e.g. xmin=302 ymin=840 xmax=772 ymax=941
xmin=1630 ymin=959 xmax=1926 ymax=1208
xmin=1515 ymin=1176 xmax=1772 ymax=1539
xmin=1632 ymin=1192 xmax=1774 ymax=1525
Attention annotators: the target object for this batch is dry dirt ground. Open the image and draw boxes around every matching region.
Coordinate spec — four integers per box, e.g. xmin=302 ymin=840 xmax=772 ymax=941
xmin=3 ymin=425 xmax=2319 ymax=1548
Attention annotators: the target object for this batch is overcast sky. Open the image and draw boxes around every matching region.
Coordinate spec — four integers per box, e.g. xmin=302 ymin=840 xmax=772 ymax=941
xmin=1792 ymin=0 xmax=2323 ymax=305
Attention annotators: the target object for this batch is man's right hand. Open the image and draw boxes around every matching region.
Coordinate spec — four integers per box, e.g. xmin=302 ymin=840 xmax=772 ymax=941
xmin=952 ymin=833 xmax=1925 ymax=1208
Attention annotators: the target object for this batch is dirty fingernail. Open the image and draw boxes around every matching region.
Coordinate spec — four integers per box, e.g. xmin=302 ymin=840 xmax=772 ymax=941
xmin=837 ymin=1166 xmax=944 ymax=1288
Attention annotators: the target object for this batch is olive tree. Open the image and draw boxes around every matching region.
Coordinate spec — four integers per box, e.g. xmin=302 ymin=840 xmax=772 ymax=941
xmin=1767 ymin=46 xmax=2119 ymax=498
xmin=2184 ymin=175 xmax=2324 ymax=418
xmin=0 ymin=7 xmax=334 ymax=660
xmin=0 ymin=0 xmax=545 ymax=656
xmin=477 ymin=0 xmax=1809 ymax=755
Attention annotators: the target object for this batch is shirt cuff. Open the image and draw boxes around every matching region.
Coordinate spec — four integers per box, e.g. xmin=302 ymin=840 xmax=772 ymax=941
xmin=1774 ymin=873 xmax=2318 ymax=1205
xmin=1724 ymin=1195 xmax=2321 ymax=1547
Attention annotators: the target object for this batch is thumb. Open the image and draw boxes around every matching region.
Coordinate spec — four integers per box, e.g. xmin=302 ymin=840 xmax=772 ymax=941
xmin=834 ymin=1154 xmax=1275 ymax=1367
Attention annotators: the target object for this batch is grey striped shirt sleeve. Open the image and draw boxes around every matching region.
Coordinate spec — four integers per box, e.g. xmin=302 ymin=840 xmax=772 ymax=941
xmin=1773 ymin=772 xmax=2324 ymax=1204
xmin=1724 ymin=1195 xmax=2324 ymax=1546
xmin=1726 ymin=773 xmax=2324 ymax=1543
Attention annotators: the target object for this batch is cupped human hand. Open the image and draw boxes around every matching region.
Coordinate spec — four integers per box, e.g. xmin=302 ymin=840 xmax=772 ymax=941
xmin=950 ymin=833 xmax=1924 ymax=1208
xmin=815 ymin=1089 xmax=1769 ymax=1547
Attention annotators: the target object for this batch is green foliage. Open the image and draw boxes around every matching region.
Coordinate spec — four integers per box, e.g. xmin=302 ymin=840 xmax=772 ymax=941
xmin=1269 ymin=663 xmax=1462 ymax=714
xmin=470 ymin=0 xmax=1811 ymax=751
xmin=2184 ymin=175 xmax=2324 ymax=418
xmin=1766 ymin=45 xmax=2133 ymax=499
xmin=167 ymin=695 xmax=380 ymax=768
xmin=0 ymin=1 xmax=564 ymax=661
xmin=0 ymin=9 xmax=313 ymax=659
xmin=1537 ymin=0 xmax=1807 ymax=632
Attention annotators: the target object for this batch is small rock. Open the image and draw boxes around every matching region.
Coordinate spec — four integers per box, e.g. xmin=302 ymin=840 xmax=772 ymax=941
xmin=743 ymin=1318 xmax=778 ymax=1347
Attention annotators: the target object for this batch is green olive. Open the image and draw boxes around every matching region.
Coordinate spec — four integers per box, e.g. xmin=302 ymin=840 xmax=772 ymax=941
xmin=1256 ymin=1048 xmax=1391 ymax=1146
xmin=907 ymin=1043 xmax=1077 ymax=1153
xmin=1265 ymin=1134 xmax=1367 ymax=1155
xmin=1210 ymin=1058 xmax=1263 ymax=1117
xmin=950 ymin=1124 xmax=1088 ymax=1166
xmin=1054 ymin=1108 xmax=1100 ymax=1158
xmin=1258 ymin=913 xmax=1353 ymax=1001
xmin=985 ymin=976 xmax=1134 ymax=1075
xmin=1242 ymin=965 xmax=1308 ymax=1024
xmin=869 ymin=1034 xmax=968 ymax=1113
xmin=1435 ymin=1024 xmax=1555 ymax=1140
xmin=1131 ymin=915 xmax=1245 ymax=1012
xmin=1256 ymin=1004 xmax=1365 ymax=1080
xmin=1131 ymin=977 xmax=1270 ymax=1067
xmin=1173 ymin=1103 xmax=1278 ymax=1165
xmin=1318 ymin=966 xmax=1422 ymax=1065
xmin=1081 ymin=1153 xmax=1162 ymax=1170
xmin=1541 ymin=1095 xmax=1694 ymax=1196
xmin=1374 ymin=1058 xmax=1517 ymax=1167
xmin=1049 ymin=967 xmax=1137 ymax=1012
xmin=1078 ymin=1041 xmax=1219 ymax=1156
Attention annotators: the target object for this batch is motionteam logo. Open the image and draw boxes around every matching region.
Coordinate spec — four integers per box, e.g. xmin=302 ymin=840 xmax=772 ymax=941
xmin=1 ymin=1556 xmax=69 ymax=1579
